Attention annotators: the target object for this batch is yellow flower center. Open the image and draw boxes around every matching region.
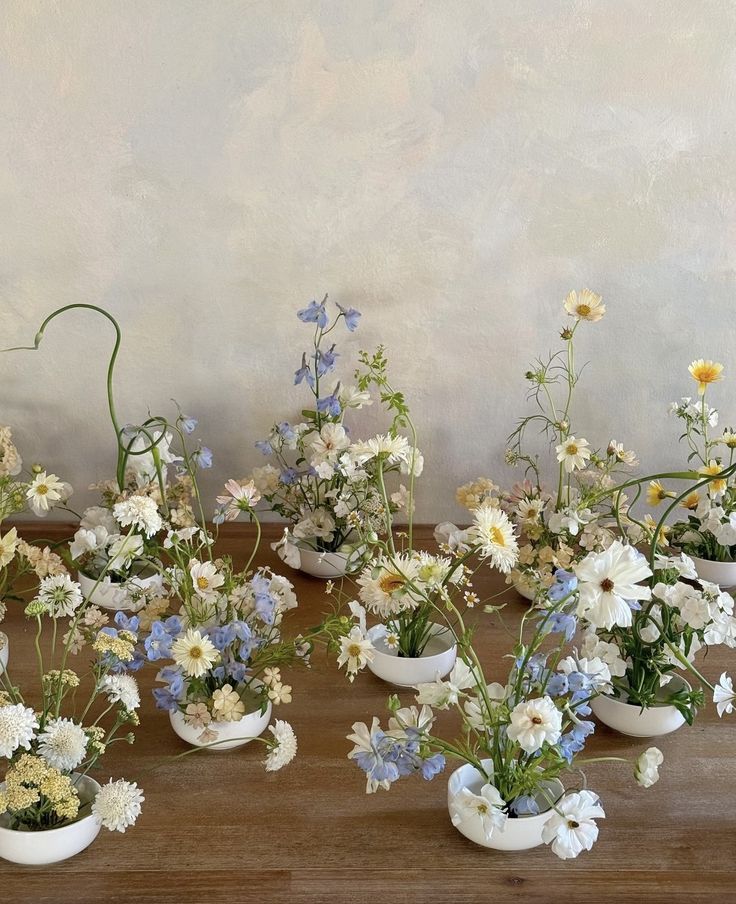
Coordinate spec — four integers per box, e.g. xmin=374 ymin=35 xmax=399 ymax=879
xmin=566 ymin=444 xmax=578 ymax=455
xmin=477 ymin=803 xmax=489 ymax=815
xmin=348 ymin=643 xmax=363 ymax=658
xmin=196 ymin=576 xmax=210 ymax=590
xmin=189 ymin=645 xmax=203 ymax=660
xmin=577 ymin=304 xmax=591 ymax=316
xmin=36 ymin=484 xmax=48 ymax=495
xmin=379 ymin=574 xmax=404 ymax=594
xmin=488 ymin=526 xmax=506 ymax=547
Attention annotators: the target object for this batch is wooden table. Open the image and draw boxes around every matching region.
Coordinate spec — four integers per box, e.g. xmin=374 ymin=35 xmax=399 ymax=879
xmin=0 ymin=525 xmax=731 ymax=903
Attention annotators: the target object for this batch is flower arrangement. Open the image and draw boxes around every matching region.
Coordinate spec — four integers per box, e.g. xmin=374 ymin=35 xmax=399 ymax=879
xmin=661 ymin=360 xmax=736 ymax=563
xmin=332 ymin=348 xmax=520 ymax=673
xmin=452 ymin=291 xmax=639 ymax=601
xmin=244 ymin=298 xmax=420 ymax=570
xmin=346 ymin=568 xmax=661 ymax=858
xmin=0 ymin=571 xmax=143 ymax=836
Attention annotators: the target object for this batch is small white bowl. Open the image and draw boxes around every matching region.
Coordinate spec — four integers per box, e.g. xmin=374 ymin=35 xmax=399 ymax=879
xmin=77 ymin=569 xmax=163 ymax=611
xmin=0 ymin=774 xmax=101 ymax=865
xmin=295 ymin=547 xmax=356 ymax=579
xmin=169 ymin=699 xmax=273 ymax=750
xmin=591 ymin=676 xmax=690 ymax=737
xmin=366 ymin=623 xmax=457 ymax=687
xmin=690 ymin=556 xmax=736 ymax=589
xmin=448 ymin=760 xmax=563 ymax=851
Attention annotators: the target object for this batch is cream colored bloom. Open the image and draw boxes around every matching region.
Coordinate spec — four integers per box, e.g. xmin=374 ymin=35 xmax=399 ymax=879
xmin=468 ymin=505 xmax=519 ymax=573
xmin=337 ymin=627 xmax=375 ymax=679
xmin=211 ymin=684 xmax=245 ymax=722
xmin=555 ymin=436 xmax=591 ymax=473
xmin=26 ymin=472 xmax=69 ymax=517
xmin=646 ymin=480 xmax=675 ymax=507
xmin=267 ymin=682 xmax=292 ymax=705
xmin=189 ymin=560 xmax=225 ymax=598
xmin=0 ymin=527 xmax=18 ymax=568
xmin=689 ymin=359 xmax=723 ymax=395
xmin=171 ymin=628 xmax=219 ymax=678
xmin=563 ymin=289 xmax=605 ymax=322
xmin=698 ymin=460 xmax=728 ymax=496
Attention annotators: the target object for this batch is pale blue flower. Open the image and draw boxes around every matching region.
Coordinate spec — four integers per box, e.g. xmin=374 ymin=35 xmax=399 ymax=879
xmin=255 ymin=439 xmax=274 ymax=455
xmin=152 ymin=687 xmax=179 ymax=713
xmin=192 ymin=446 xmax=213 ymax=469
xmin=317 ymin=389 xmax=341 ymax=417
xmin=544 ymin=611 xmax=577 ymax=642
xmin=316 ymin=344 xmax=339 ymax=377
xmin=294 ymin=353 xmax=315 ymax=388
xmin=336 ymin=302 xmax=361 ymax=331
xmin=546 ymin=673 xmax=569 ymax=697
xmin=181 ymin=416 xmax=198 ymax=435
xmin=420 ymin=753 xmax=445 ymax=780
xmin=297 ymin=299 xmax=329 ymax=329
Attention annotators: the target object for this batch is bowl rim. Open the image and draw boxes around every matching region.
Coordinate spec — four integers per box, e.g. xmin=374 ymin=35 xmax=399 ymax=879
xmin=0 ymin=774 xmax=101 ymax=837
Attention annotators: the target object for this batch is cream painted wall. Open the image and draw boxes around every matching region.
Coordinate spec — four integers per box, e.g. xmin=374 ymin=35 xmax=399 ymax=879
xmin=1 ymin=0 xmax=735 ymax=522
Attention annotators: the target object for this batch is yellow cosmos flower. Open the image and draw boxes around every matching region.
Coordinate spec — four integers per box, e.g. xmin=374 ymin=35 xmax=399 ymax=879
xmin=646 ymin=480 xmax=675 ymax=507
xmin=698 ymin=460 xmax=728 ymax=495
xmin=688 ymin=359 xmax=724 ymax=395
xmin=680 ymin=490 xmax=701 ymax=511
xmin=563 ymin=289 xmax=606 ymax=322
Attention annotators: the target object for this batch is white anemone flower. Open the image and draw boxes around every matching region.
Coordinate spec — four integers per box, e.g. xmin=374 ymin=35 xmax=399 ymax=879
xmin=542 ymin=790 xmax=605 ymax=859
xmin=574 ymin=541 xmax=652 ymax=630
xmin=450 ymin=783 xmax=507 ymax=842
xmin=310 ymin=423 xmax=350 ymax=465
xmin=507 ymin=696 xmax=562 ymax=753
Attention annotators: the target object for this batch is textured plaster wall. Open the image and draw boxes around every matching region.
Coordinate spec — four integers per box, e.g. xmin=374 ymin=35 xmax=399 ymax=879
xmin=1 ymin=0 xmax=735 ymax=522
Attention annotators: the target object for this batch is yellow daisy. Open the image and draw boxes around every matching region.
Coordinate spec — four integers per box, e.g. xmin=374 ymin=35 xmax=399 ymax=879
xmin=563 ymin=289 xmax=606 ymax=322
xmin=698 ymin=460 xmax=728 ymax=496
xmin=646 ymin=480 xmax=676 ymax=507
xmin=680 ymin=490 xmax=701 ymax=511
xmin=688 ymin=359 xmax=724 ymax=395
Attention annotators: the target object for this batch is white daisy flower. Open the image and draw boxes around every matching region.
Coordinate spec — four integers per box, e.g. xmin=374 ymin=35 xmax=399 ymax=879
xmin=541 ymin=790 xmax=605 ymax=859
xmin=563 ymin=289 xmax=606 ymax=322
xmin=112 ymin=495 xmax=163 ymax=538
xmin=100 ymin=673 xmax=141 ymax=711
xmin=555 ymin=436 xmax=592 ymax=473
xmin=92 ymin=779 xmax=144 ymax=832
xmin=0 ymin=703 xmax=38 ymax=758
xmin=337 ymin=627 xmax=375 ymax=680
xmin=37 ymin=717 xmax=88 ymax=771
xmin=356 ymin=554 xmax=421 ymax=618
xmin=468 ymin=505 xmax=519 ymax=573
xmin=171 ymin=628 xmax=220 ymax=678
xmin=574 ymin=541 xmax=652 ymax=630
xmin=264 ymin=720 xmax=298 ymax=772
xmin=37 ymin=573 xmax=84 ymax=618
xmin=26 ymin=472 xmax=71 ymax=517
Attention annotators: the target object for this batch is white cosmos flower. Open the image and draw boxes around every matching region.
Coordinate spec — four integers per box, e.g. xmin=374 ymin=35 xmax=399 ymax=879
xmin=555 ymin=436 xmax=592 ymax=474
xmin=100 ymin=673 xmax=141 ymax=711
xmin=0 ymin=704 xmax=38 ymax=757
xmin=26 ymin=472 xmax=71 ymax=517
xmin=264 ymin=720 xmax=298 ymax=771
xmin=107 ymin=533 xmax=145 ymax=573
xmin=171 ymin=628 xmax=219 ymax=678
xmin=714 ymin=673 xmax=735 ymax=716
xmin=563 ymin=289 xmax=606 ymax=322
xmin=574 ymin=541 xmax=652 ymax=630
xmin=415 ymin=659 xmax=476 ymax=709
xmin=388 ymin=704 xmax=435 ymax=735
xmin=37 ymin=717 xmax=88 ymax=771
xmin=635 ymin=747 xmax=664 ymax=788
xmin=450 ymin=783 xmax=507 ymax=842
xmin=337 ymin=627 xmax=374 ymax=680
xmin=338 ymin=385 xmax=373 ymax=409
xmin=113 ymin=495 xmax=163 ymax=537
xmin=310 ymin=423 xmax=350 ymax=465
xmin=38 ymin=573 xmax=84 ymax=618
xmin=468 ymin=505 xmax=519 ymax=573
xmin=542 ymin=790 xmax=605 ymax=859
xmin=92 ymin=779 xmax=144 ymax=832
xmin=189 ymin=560 xmax=224 ymax=599
xmin=507 ymin=696 xmax=562 ymax=753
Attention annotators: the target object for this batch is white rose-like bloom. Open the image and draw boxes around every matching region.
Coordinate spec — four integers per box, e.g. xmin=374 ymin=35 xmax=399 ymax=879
xmin=468 ymin=505 xmax=519 ymax=573
xmin=574 ymin=541 xmax=652 ymax=630
xmin=264 ymin=720 xmax=298 ymax=771
xmin=80 ymin=505 xmax=120 ymax=536
xmin=450 ymin=783 xmax=507 ymax=842
xmin=635 ymin=747 xmax=664 ymax=787
xmin=0 ymin=704 xmax=38 ymax=758
xmin=542 ymin=790 xmax=605 ymax=859
xmin=38 ymin=573 xmax=84 ymax=618
xmin=37 ymin=717 xmax=88 ymax=771
xmin=113 ymin=495 xmax=163 ymax=538
xmin=92 ymin=779 xmax=144 ymax=832
xmin=714 ymin=673 xmax=735 ymax=717
xmin=507 ymin=696 xmax=562 ymax=753
xmin=101 ymin=674 xmax=141 ymax=711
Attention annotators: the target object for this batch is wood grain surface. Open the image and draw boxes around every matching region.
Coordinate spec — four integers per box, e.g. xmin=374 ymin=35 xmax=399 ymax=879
xmin=0 ymin=524 xmax=731 ymax=904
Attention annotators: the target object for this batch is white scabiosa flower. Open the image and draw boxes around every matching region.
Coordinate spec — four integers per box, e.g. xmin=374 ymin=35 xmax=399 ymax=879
xmin=37 ymin=574 xmax=84 ymax=618
xmin=541 ymin=790 xmax=605 ymax=859
xmin=112 ymin=495 xmax=163 ymax=538
xmin=574 ymin=541 xmax=652 ymax=630
xmin=264 ymin=720 xmax=297 ymax=772
xmin=37 ymin=717 xmax=88 ymax=771
xmin=92 ymin=779 xmax=144 ymax=832
xmin=0 ymin=704 xmax=38 ymax=757
xmin=100 ymin=673 xmax=141 ymax=711
xmin=635 ymin=747 xmax=664 ymax=788
xmin=468 ymin=505 xmax=519 ymax=573
xmin=507 ymin=696 xmax=562 ymax=753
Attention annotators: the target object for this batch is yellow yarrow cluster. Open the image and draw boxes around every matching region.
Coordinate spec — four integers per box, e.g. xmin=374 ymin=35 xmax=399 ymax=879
xmin=455 ymin=478 xmax=499 ymax=512
xmin=93 ymin=630 xmax=136 ymax=662
xmin=1 ymin=754 xmax=80 ymax=822
xmin=42 ymin=669 xmax=80 ymax=690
